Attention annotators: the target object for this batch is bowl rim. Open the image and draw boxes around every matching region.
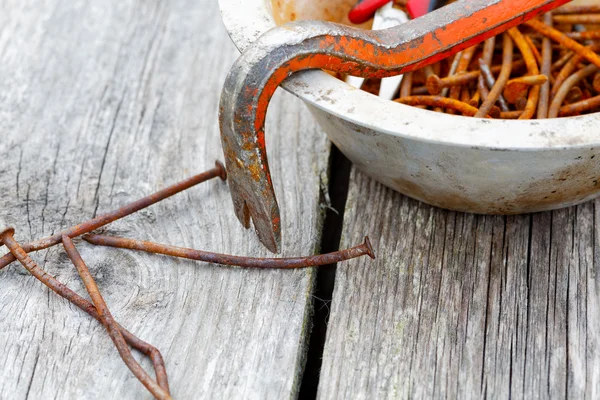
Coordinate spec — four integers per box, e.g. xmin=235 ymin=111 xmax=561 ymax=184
xmin=218 ymin=0 xmax=600 ymax=150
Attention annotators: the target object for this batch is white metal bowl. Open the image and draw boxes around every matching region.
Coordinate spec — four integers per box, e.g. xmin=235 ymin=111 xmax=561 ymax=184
xmin=218 ymin=0 xmax=600 ymax=214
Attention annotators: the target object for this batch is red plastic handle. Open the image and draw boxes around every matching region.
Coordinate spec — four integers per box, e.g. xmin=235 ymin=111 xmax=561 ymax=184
xmin=348 ymin=0 xmax=392 ymax=24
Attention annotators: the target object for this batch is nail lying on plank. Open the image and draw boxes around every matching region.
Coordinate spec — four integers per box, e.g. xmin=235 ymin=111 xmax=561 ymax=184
xmin=82 ymin=234 xmax=375 ymax=268
xmin=0 ymin=162 xmax=227 ymax=270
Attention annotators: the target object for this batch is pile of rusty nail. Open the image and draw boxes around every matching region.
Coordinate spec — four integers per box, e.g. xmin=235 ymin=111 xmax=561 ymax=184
xmin=352 ymin=4 xmax=600 ymax=119
xmin=0 ymin=162 xmax=374 ymax=399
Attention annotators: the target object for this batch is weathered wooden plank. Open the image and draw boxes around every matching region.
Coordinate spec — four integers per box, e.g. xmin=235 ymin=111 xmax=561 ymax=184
xmin=0 ymin=0 xmax=330 ymax=398
xmin=319 ymin=169 xmax=600 ymax=399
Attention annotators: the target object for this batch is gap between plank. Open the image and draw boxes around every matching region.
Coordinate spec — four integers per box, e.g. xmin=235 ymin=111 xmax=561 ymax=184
xmin=298 ymin=145 xmax=352 ymax=399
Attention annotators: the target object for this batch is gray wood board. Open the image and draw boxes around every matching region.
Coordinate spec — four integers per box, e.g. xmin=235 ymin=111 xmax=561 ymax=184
xmin=319 ymin=168 xmax=600 ymax=399
xmin=0 ymin=0 xmax=330 ymax=398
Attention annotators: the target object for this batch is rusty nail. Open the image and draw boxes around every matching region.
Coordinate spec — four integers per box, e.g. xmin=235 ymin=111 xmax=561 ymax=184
xmin=503 ymin=75 xmax=549 ymax=104
xmin=507 ymin=27 xmax=540 ymax=119
xmin=553 ymin=14 xmax=600 ymax=25
xmin=525 ymin=19 xmax=600 ymax=68
xmin=476 ymin=50 xmax=511 ymax=117
xmin=0 ymin=226 xmax=171 ymax=399
xmin=538 ymin=12 xmax=553 ymax=119
xmin=395 ymin=95 xmax=495 ymax=117
xmin=553 ymin=5 xmax=600 ymax=14
xmin=524 ymin=35 xmax=543 ymax=66
xmin=549 ymin=64 xmax=599 ymax=118
xmin=559 ymin=93 xmax=600 ymax=117
xmin=0 ymin=162 xmax=227 ymax=271
xmin=62 ymin=235 xmax=171 ymax=400
xmin=82 ymin=234 xmax=375 ymax=267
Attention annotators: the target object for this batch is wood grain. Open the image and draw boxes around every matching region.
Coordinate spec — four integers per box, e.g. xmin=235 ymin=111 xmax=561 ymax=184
xmin=319 ymin=169 xmax=600 ymax=399
xmin=0 ymin=0 xmax=330 ymax=398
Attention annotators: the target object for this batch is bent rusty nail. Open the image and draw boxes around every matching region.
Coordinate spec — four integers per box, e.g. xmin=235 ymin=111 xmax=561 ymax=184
xmin=476 ymin=39 xmax=512 ymax=118
xmin=478 ymin=61 xmax=510 ymax=111
xmin=550 ymin=44 xmax=600 ymax=98
xmin=62 ymin=235 xmax=171 ymax=400
xmin=538 ymin=13 xmax=553 ymax=119
xmin=474 ymin=37 xmax=497 ymax=114
xmin=559 ymin=93 xmax=600 ymax=116
xmin=220 ymin=0 xmax=570 ymax=252
xmin=508 ymin=27 xmax=540 ymax=119
xmin=426 ymin=60 xmax=525 ymax=96
xmin=524 ymin=35 xmax=543 ymax=65
xmin=525 ymin=19 xmax=600 ymax=68
xmin=82 ymin=234 xmax=375 ymax=268
xmin=477 ymin=70 xmax=491 ymax=103
xmin=549 ymin=64 xmax=599 ymax=118
xmin=395 ymin=96 xmax=492 ymax=117
xmin=0 ymin=162 xmax=226 ymax=271
xmin=447 ymin=46 xmax=478 ymax=113
xmin=0 ymin=226 xmax=170 ymax=398
xmin=553 ymin=14 xmax=600 ymax=24
xmin=553 ymin=5 xmax=600 ymax=14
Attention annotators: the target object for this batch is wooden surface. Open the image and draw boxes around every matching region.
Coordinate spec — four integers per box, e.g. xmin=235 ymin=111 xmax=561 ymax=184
xmin=0 ymin=1 xmax=330 ymax=399
xmin=2 ymin=1 xmax=599 ymax=400
xmin=320 ymin=169 xmax=600 ymax=399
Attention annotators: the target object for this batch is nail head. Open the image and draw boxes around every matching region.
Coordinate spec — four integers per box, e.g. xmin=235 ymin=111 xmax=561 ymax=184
xmin=0 ymin=225 xmax=15 ymax=245
xmin=215 ymin=160 xmax=227 ymax=181
xmin=363 ymin=236 xmax=375 ymax=259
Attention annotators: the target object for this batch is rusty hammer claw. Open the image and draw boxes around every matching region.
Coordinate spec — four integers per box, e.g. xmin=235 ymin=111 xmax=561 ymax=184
xmin=219 ymin=0 xmax=570 ymax=253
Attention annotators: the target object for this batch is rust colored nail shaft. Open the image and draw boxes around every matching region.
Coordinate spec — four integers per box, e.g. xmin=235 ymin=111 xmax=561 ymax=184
xmin=83 ymin=234 xmax=375 ymax=268
xmin=395 ymin=96 xmax=489 ymax=117
xmin=559 ymin=94 xmax=600 ymax=117
xmin=566 ymin=31 xmax=600 ymax=41
xmin=553 ymin=5 xmax=600 ymax=14
xmin=0 ymin=231 xmax=170 ymax=396
xmin=524 ymin=35 xmax=543 ymax=66
xmin=508 ymin=75 xmax=549 ymax=86
xmin=399 ymin=72 xmax=413 ymax=98
xmin=476 ymin=41 xmax=512 ymax=118
xmin=508 ymin=27 xmax=540 ymax=119
xmin=0 ymin=162 xmax=226 ymax=270
xmin=538 ymin=12 xmax=553 ymax=119
xmin=525 ymin=19 xmax=600 ymax=68
xmin=62 ymin=235 xmax=171 ymax=400
xmin=448 ymin=46 xmax=478 ymax=112
xmin=553 ymin=14 xmax=600 ymax=24
xmin=549 ymin=64 xmax=599 ymax=118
